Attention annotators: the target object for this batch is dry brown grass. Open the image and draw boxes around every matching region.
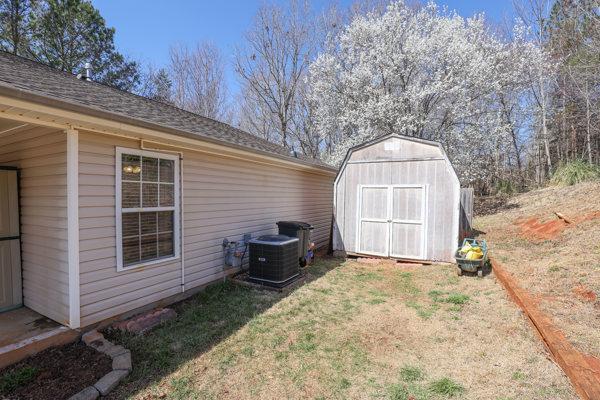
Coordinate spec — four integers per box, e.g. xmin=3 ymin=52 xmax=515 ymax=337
xmin=111 ymin=258 xmax=576 ymax=400
xmin=476 ymin=181 xmax=600 ymax=360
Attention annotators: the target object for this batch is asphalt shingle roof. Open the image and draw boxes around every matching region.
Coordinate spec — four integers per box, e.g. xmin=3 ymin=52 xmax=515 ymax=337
xmin=0 ymin=51 xmax=334 ymax=171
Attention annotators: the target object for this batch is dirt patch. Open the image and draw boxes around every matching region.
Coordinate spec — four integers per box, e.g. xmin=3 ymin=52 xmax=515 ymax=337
xmin=0 ymin=342 xmax=112 ymax=400
xmin=516 ymin=210 xmax=600 ymax=241
xmin=573 ymin=284 xmax=597 ymax=302
xmin=516 ymin=216 xmax=569 ymax=240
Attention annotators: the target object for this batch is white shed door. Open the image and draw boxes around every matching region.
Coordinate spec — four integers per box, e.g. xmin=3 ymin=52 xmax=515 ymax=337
xmin=358 ymin=186 xmax=389 ymax=256
xmin=357 ymin=185 xmax=426 ymax=259
xmin=389 ymin=186 xmax=426 ymax=259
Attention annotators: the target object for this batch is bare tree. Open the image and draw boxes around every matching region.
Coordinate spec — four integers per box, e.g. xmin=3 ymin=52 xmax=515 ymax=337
xmin=169 ymin=42 xmax=230 ymax=121
xmin=234 ymin=0 xmax=317 ymax=149
xmin=514 ymin=0 xmax=555 ymax=178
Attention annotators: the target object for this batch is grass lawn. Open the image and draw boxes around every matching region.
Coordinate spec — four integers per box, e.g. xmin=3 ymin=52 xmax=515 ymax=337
xmin=106 ymin=258 xmax=575 ymax=400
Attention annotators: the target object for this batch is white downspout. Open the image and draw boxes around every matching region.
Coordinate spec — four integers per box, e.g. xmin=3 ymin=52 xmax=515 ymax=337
xmin=140 ymin=140 xmax=186 ymax=293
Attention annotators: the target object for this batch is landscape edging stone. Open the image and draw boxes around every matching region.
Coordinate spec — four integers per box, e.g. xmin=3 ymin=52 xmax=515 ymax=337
xmin=67 ymin=330 xmax=131 ymax=400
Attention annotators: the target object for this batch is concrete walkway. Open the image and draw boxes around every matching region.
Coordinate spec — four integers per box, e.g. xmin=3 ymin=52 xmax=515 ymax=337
xmin=0 ymin=307 xmax=79 ymax=369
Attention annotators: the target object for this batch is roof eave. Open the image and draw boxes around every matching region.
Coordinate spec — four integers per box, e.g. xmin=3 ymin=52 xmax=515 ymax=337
xmin=0 ymin=84 xmax=337 ymax=174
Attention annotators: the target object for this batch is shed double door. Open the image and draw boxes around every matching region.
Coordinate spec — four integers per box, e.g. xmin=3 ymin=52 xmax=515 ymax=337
xmin=358 ymin=185 xmax=426 ymax=259
xmin=0 ymin=169 xmax=21 ymax=312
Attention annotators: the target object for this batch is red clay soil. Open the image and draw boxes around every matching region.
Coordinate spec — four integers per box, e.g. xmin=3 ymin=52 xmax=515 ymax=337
xmin=515 ymin=211 xmax=600 ymax=241
xmin=491 ymin=257 xmax=600 ymax=400
xmin=573 ymin=284 xmax=598 ymax=303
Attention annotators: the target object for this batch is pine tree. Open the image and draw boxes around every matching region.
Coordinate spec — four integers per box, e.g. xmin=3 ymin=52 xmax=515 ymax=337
xmin=26 ymin=0 xmax=139 ymax=91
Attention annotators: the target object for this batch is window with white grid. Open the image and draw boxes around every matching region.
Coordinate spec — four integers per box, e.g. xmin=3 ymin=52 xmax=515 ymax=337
xmin=116 ymin=148 xmax=179 ymax=270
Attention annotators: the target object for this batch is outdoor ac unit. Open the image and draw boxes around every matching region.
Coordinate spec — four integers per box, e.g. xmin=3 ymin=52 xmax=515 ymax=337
xmin=248 ymin=235 xmax=299 ymax=286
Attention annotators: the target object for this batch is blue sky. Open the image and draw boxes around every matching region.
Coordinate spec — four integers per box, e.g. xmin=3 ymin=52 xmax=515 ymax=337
xmin=92 ymin=1 xmax=515 ymax=95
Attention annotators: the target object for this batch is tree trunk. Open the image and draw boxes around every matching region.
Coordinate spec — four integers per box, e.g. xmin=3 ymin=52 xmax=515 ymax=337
xmin=539 ymin=81 xmax=552 ymax=174
xmin=586 ymin=96 xmax=593 ymax=164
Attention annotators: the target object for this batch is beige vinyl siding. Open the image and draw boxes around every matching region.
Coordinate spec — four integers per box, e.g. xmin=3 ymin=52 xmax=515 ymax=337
xmin=181 ymin=150 xmax=333 ymax=290
xmin=78 ymin=132 xmax=181 ymax=327
xmin=78 ymin=131 xmax=334 ymax=327
xmin=0 ymin=126 xmax=69 ymax=324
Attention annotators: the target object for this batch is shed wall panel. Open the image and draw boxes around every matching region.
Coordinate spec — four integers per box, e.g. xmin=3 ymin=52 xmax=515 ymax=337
xmin=0 ymin=126 xmax=70 ymax=324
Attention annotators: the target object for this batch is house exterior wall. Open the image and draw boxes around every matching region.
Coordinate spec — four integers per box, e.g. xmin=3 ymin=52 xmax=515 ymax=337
xmin=333 ymin=136 xmax=459 ymax=262
xmin=0 ymin=126 xmax=70 ymax=324
xmin=78 ymin=131 xmax=334 ymax=327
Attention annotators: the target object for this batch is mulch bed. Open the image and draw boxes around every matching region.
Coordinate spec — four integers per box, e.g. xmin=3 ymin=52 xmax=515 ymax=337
xmin=0 ymin=342 xmax=112 ymax=400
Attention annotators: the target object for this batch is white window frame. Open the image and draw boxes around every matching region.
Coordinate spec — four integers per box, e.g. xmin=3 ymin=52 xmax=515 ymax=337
xmin=115 ymin=147 xmax=180 ymax=271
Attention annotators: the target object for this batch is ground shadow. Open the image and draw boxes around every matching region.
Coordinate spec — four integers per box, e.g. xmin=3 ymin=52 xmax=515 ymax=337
xmin=475 ymin=196 xmax=520 ymax=216
xmin=456 ymin=259 xmax=493 ymax=278
xmin=103 ymin=257 xmax=340 ymax=399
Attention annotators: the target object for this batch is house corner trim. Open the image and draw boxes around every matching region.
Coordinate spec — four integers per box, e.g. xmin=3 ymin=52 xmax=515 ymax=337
xmin=66 ymin=129 xmax=80 ymax=328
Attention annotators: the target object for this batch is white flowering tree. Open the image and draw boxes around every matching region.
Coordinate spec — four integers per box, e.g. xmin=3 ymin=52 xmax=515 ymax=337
xmin=308 ymin=1 xmax=530 ymax=183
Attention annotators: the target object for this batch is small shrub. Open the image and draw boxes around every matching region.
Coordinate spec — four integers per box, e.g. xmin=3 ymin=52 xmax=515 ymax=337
xmin=495 ymin=179 xmax=517 ymax=195
xmin=400 ymin=365 xmax=424 ymax=382
xmin=0 ymin=366 xmax=38 ymax=395
xmin=551 ymin=160 xmax=600 ymax=186
xmin=429 ymin=377 xmax=464 ymax=397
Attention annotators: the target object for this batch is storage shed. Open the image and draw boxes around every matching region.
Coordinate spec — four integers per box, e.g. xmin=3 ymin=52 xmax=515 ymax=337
xmin=332 ymin=134 xmax=460 ymax=262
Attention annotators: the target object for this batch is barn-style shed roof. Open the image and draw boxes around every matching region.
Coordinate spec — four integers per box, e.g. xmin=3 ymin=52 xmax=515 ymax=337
xmin=334 ymin=133 xmax=459 ymax=186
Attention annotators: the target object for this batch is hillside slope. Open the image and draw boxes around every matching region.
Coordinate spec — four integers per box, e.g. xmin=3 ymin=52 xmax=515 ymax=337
xmin=476 ymin=181 xmax=600 ymax=359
